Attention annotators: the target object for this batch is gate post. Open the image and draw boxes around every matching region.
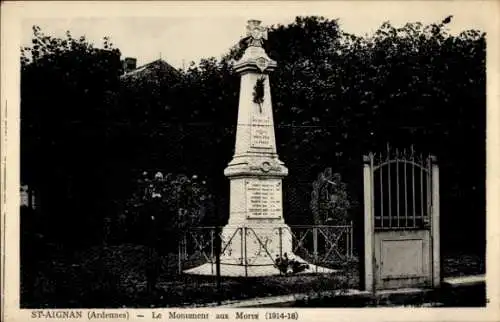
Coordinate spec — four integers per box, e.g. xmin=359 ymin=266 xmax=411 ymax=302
xmin=363 ymin=154 xmax=375 ymax=292
xmin=431 ymin=156 xmax=441 ymax=287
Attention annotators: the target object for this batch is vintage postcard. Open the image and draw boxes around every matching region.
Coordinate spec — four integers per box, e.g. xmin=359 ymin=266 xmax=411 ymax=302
xmin=1 ymin=1 xmax=499 ymax=321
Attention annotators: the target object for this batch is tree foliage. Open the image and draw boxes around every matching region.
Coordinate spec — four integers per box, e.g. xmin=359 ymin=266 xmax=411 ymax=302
xmin=20 ymin=16 xmax=485 ymax=253
xmin=21 ymin=26 xmax=123 ymax=247
xmin=122 ymin=172 xmax=214 ymax=247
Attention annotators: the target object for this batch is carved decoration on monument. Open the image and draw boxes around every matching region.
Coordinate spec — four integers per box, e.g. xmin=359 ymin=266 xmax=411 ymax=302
xmin=245 ymin=19 xmax=268 ymax=48
xmin=248 ymin=158 xmax=281 ymax=172
xmin=255 ymin=57 xmax=270 ymax=72
xmin=261 ymin=161 xmax=271 ymax=173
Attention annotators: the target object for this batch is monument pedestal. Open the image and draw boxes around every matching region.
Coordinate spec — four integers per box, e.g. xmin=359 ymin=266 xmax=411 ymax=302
xmin=184 ymin=222 xmax=334 ymax=276
xmin=184 ymin=20 xmax=334 ymax=277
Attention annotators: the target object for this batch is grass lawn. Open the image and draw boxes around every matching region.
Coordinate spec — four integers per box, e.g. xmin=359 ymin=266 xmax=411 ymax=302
xmin=442 ymin=253 xmax=485 ymax=277
xmin=21 ymin=244 xmax=484 ymax=308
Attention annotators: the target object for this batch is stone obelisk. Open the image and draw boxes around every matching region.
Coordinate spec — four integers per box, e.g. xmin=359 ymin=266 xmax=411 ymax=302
xmin=217 ymin=20 xmax=294 ymax=276
xmin=185 ymin=20 xmax=332 ymax=276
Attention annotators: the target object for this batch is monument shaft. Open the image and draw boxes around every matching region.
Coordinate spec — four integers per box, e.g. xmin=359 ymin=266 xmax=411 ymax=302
xmin=184 ymin=20 xmax=334 ymax=276
xmin=221 ymin=21 xmax=293 ymax=271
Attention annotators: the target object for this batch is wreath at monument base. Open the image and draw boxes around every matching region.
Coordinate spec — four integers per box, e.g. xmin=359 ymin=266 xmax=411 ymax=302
xmin=310 ymin=168 xmax=354 ymax=226
xmin=273 ymin=254 xmax=310 ymax=275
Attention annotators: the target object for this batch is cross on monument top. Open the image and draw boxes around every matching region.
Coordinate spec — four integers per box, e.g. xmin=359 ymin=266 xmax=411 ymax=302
xmin=246 ymin=19 xmax=267 ymax=48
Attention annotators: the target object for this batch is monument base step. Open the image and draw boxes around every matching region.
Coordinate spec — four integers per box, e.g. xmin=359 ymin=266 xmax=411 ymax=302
xmin=183 ymin=257 xmax=336 ymax=277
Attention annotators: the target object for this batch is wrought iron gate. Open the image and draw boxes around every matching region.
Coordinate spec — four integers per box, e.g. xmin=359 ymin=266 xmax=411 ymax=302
xmin=363 ymin=146 xmax=440 ymax=291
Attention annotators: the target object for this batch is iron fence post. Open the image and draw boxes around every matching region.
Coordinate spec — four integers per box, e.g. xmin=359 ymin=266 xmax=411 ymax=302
xmin=183 ymin=234 xmax=188 ymax=260
xmin=210 ymin=229 xmax=214 ymax=261
xmin=244 ymin=227 xmax=248 ymax=278
xmin=210 ymin=229 xmax=214 ymax=275
xmin=240 ymin=227 xmax=244 ymax=265
xmin=350 ymin=221 xmax=354 ymax=258
xmin=345 ymin=226 xmax=349 ymax=258
xmin=215 ymin=226 xmax=222 ymax=304
xmin=279 ymin=227 xmax=283 ymax=257
xmin=313 ymin=227 xmax=318 ymax=272
xmin=178 ymin=233 xmax=183 ymax=275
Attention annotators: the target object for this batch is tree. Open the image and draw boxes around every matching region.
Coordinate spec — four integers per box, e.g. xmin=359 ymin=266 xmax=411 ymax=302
xmin=123 ymin=171 xmax=213 ymax=245
xmin=21 ymin=26 xmax=123 ymax=245
xmin=115 ymin=16 xmax=484 ymax=249
xmin=122 ymin=171 xmax=213 ymax=290
xmin=21 ymin=15 xmax=486 ymax=256
xmin=220 ymin=16 xmax=485 ymax=248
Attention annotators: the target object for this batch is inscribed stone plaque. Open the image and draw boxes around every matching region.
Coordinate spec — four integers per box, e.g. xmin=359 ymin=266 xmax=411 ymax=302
xmin=246 ymin=178 xmax=282 ymax=218
xmin=251 ymin=116 xmax=273 ymax=148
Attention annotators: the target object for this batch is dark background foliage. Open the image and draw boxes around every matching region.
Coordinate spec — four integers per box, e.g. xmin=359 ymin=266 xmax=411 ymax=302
xmin=20 ymin=16 xmax=485 ymax=303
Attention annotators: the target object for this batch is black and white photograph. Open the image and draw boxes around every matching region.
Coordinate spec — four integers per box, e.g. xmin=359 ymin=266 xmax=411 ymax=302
xmin=1 ymin=1 xmax=499 ymax=320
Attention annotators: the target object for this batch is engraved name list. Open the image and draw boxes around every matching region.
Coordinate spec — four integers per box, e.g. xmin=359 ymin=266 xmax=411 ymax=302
xmin=246 ymin=179 xmax=282 ymax=218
